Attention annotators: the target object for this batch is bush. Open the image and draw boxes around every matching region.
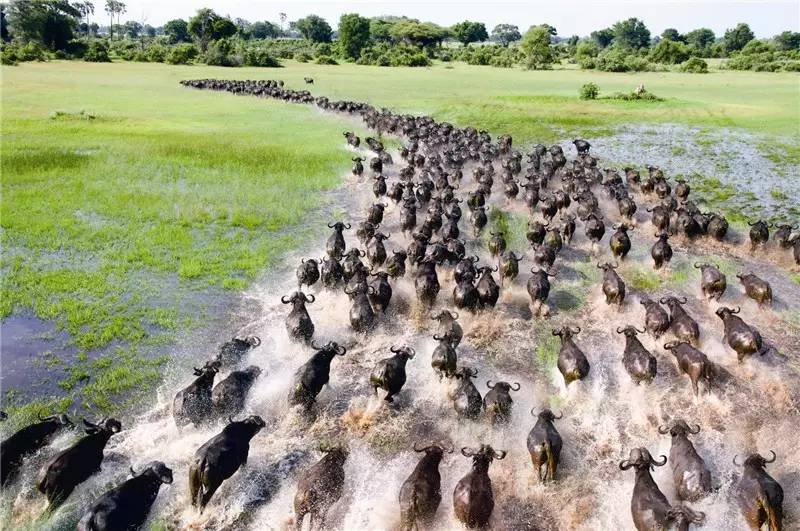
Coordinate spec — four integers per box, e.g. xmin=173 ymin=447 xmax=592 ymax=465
xmin=783 ymin=61 xmax=800 ymax=72
xmin=204 ymin=38 xmax=241 ymax=67
xmin=579 ymin=82 xmax=599 ymax=100
xmin=584 ymin=45 xmax=656 ymax=72
xmin=607 ymin=87 xmax=663 ymax=101
xmin=2 ymin=41 xmax=49 ymax=64
xmin=242 ymin=46 xmax=281 ymax=67
xmin=145 ymin=43 xmax=168 ymax=63
xmin=680 ymin=57 xmax=708 ymax=73
xmin=84 ymin=40 xmax=111 ymax=62
xmin=356 ymin=43 xmax=431 ymax=67
xmin=294 ymin=51 xmax=312 ymax=62
xmin=314 ymin=55 xmax=338 ymax=65
xmin=648 ymin=39 xmax=690 ymax=64
xmin=166 ymin=43 xmax=199 ymax=65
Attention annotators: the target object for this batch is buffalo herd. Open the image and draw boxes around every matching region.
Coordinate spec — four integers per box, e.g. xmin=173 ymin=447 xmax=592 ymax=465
xmin=1 ymin=77 xmax=795 ymax=530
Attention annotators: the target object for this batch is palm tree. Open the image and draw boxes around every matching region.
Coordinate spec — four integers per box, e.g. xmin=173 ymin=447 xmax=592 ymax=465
xmin=279 ymin=12 xmax=287 ymax=33
xmin=104 ymin=0 xmax=126 ymax=40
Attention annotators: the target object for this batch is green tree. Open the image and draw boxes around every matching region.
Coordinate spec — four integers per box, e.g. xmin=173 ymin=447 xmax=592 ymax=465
xmin=1 ymin=4 xmax=9 ymax=42
xmin=520 ymin=24 xmax=554 ymax=69
xmin=660 ymin=28 xmax=684 ymax=42
xmin=6 ymin=0 xmax=81 ymax=50
xmin=164 ymin=18 xmax=189 ymax=43
xmin=450 ymin=20 xmax=488 ymax=46
xmin=143 ymin=24 xmax=154 ymax=38
xmin=685 ymin=28 xmax=715 ymax=50
xmin=490 ymin=23 xmax=520 ymax=46
xmin=75 ymin=1 xmax=94 ymax=29
xmin=250 ymin=20 xmax=281 ymax=39
xmin=612 ymin=18 xmax=650 ymax=49
xmin=773 ymin=30 xmax=800 ymax=51
xmin=338 ymin=13 xmax=370 ymax=59
xmin=575 ymin=40 xmax=600 ymax=61
xmin=591 ymin=27 xmax=614 ymax=48
xmin=648 ymin=38 xmax=690 ymax=64
xmin=104 ymin=0 xmax=125 ymax=40
xmin=723 ymin=23 xmax=754 ymax=53
xmin=123 ymin=19 xmax=140 ymax=38
xmin=188 ymin=8 xmax=235 ymax=51
xmin=369 ymin=18 xmax=395 ymax=42
xmin=295 ymin=14 xmax=332 ymax=42
xmin=389 ymin=19 xmax=447 ymax=48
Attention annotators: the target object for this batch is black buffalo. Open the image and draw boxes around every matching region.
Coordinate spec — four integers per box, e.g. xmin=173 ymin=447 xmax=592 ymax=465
xmin=1 ymin=414 xmax=73 ymax=487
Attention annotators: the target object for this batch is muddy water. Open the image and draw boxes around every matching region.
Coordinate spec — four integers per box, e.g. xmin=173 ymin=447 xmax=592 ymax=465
xmin=3 ymin=133 xmax=799 ymax=530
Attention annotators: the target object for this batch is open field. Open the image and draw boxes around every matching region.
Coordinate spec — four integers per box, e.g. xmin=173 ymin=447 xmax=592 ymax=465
xmin=1 ymin=60 xmax=798 ymax=415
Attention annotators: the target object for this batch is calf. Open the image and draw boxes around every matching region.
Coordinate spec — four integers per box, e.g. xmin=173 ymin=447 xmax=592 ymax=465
xmin=715 ymin=306 xmax=767 ymax=362
xmin=661 ymin=296 xmax=700 ymax=345
xmin=37 ymin=418 xmax=122 ymax=509
xmin=1 ymin=414 xmax=73 ymax=486
xmin=294 ymin=445 xmax=348 ymax=531
xmin=599 ymin=262 xmax=626 ymax=308
xmin=734 ymin=451 xmax=783 ymax=531
xmin=399 ymin=443 xmax=452 ymax=530
xmin=483 ymin=381 xmax=520 ymax=425
xmin=664 ymin=341 xmax=714 ymax=396
xmin=658 ymin=420 xmax=711 ymax=501
xmin=189 ymin=415 xmax=265 ymax=512
xmin=619 ymin=447 xmax=705 ymax=531
xmin=617 ymin=326 xmax=657 ymax=384
xmin=369 ymin=345 xmax=415 ymax=402
xmin=737 ymin=273 xmax=772 ymax=307
xmin=174 ymin=360 xmax=222 ymax=428
xmin=282 ymin=291 xmax=315 ymax=343
xmin=288 ymin=341 xmax=346 ymax=409
xmin=527 ymin=409 xmax=563 ymax=482
xmin=694 ymin=263 xmax=726 ymax=301
xmin=212 ymin=365 xmax=262 ymax=419
xmin=77 ymin=461 xmax=173 ymax=531
xmin=453 ymin=445 xmax=506 ymax=528
xmin=553 ymin=327 xmax=590 ymax=385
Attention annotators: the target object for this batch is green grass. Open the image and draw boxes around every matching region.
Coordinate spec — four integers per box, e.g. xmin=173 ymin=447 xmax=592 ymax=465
xmin=2 ymin=60 xmax=797 ymax=419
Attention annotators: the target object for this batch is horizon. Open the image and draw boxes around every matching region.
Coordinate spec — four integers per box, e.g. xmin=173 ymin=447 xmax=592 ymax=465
xmin=99 ymin=0 xmax=800 ymax=38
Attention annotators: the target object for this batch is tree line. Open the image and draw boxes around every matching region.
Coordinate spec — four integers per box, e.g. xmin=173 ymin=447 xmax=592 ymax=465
xmin=2 ymin=2 xmax=798 ymax=72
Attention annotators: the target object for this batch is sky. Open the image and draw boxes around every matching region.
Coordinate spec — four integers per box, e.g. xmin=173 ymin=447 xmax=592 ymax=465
xmin=101 ymin=0 xmax=800 ymax=37
xmin=105 ymin=0 xmax=799 ymax=38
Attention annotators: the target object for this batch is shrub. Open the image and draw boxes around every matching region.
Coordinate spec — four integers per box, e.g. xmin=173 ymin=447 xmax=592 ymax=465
xmin=648 ymin=39 xmax=690 ymax=64
xmin=783 ymin=61 xmax=800 ymax=72
xmin=580 ymin=82 xmax=599 ymax=100
xmin=680 ymin=57 xmax=708 ymax=73
xmin=2 ymin=41 xmax=49 ymax=64
xmin=165 ymin=43 xmax=199 ymax=65
xmin=294 ymin=51 xmax=312 ymax=62
xmin=84 ymin=40 xmax=111 ymax=62
xmin=314 ymin=55 xmax=338 ymax=65
xmin=607 ymin=87 xmax=663 ymax=101
xmin=146 ymin=43 xmax=168 ymax=63
xmin=242 ymin=46 xmax=281 ymax=67
xmin=204 ymin=38 xmax=241 ymax=67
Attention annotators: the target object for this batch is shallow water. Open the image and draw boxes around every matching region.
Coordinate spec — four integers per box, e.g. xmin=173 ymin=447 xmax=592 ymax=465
xmin=2 ymin=105 xmax=799 ymax=530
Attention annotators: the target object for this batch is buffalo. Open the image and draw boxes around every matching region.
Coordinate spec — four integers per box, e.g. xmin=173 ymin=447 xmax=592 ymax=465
xmin=368 ymin=270 xmax=392 ymax=313
xmin=1 ymin=414 xmax=73 ymax=487
xmin=415 ymin=258 xmax=440 ymax=308
xmin=215 ymin=335 xmax=261 ymax=366
xmin=715 ymin=306 xmax=767 ymax=362
xmin=527 ymin=267 xmax=555 ymax=313
xmin=450 ymin=367 xmax=482 ymax=419
xmin=661 ymin=296 xmax=700 ymax=345
xmin=748 ymin=220 xmax=770 ymax=252
xmin=734 ymin=451 xmax=783 ymax=531
xmin=476 ymin=266 xmax=500 ymax=308
xmin=296 ymin=258 xmax=320 ymax=289
xmin=399 ymin=442 xmax=452 ymax=531
xmin=288 ymin=341 xmax=346 ymax=410
xmin=189 ymin=415 xmax=265 ymax=512
xmin=212 ymin=365 xmax=262 ymax=419
xmin=320 ymin=256 xmax=345 ymax=288
xmin=737 ymin=272 xmax=772 ymax=307
xmin=483 ymin=380 xmax=520 ymax=425
xmin=640 ymin=296 xmax=670 ymax=339
xmin=37 ymin=418 xmax=122 ymax=509
xmin=453 ymin=445 xmax=506 ymax=529
xmin=385 ymin=250 xmax=408 ymax=279
xmin=326 ymin=222 xmax=350 ymax=259
xmin=599 ymin=262 xmax=626 ymax=308
xmin=617 ymin=326 xmax=657 ymax=384
xmin=619 ymin=447 xmax=705 ymax=531
xmin=369 ymin=345 xmax=415 ymax=402
xmin=294 ymin=445 xmax=348 ymax=531
xmin=174 ymin=360 xmax=222 ymax=428
xmin=694 ymin=263 xmax=726 ymax=301
xmin=610 ymin=224 xmax=632 ymax=260
xmin=345 ymin=283 xmax=376 ymax=333
xmin=431 ymin=332 xmax=458 ymax=379
xmin=282 ymin=291 xmax=316 ymax=343
xmin=651 ymin=232 xmax=673 ymax=270
xmin=658 ymin=420 xmax=711 ymax=501
xmin=554 ymin=327 xmax=590 ymax=385
xmin=77 ymin=461 xmax=173 ymax=531
xmin=433 ymin=309 xmax=463 ymax=347
xmin=527 ymin=409 xmax=563 ymax=482
xmin=664 ymin=341 xmax=714 ymax=396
